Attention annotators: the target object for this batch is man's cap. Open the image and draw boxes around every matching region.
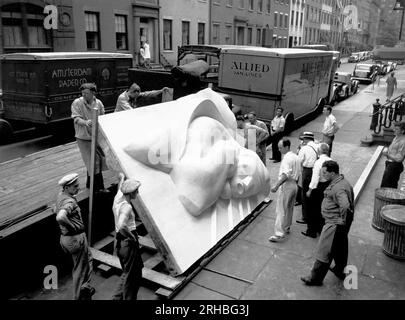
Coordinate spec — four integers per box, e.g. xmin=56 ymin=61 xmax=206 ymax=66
xmin=299 ymin=131 xmax=315 ymax=140
xmin=121 ymin=179 xmax=141 ymax=194
xmin=58 ymin=173 xmax=79 ymax=187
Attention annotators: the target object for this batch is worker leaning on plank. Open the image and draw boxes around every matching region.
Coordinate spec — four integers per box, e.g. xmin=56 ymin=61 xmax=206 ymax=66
xmin=55 ymin=173 xmax=95 ymax=300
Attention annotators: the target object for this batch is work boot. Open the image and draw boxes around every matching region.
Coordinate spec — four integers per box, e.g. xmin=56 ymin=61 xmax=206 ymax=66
xmin=301 ymin=260 xmax=329 ymax=286
xmin=79 ymin=286 xmax=95 ymax=300
xmin=329 ymin=266 xmax=346 ymax=280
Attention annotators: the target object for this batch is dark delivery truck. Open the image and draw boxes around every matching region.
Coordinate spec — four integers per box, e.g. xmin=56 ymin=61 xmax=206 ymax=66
xmin=0 ymin=52 xmax=133 ymax=142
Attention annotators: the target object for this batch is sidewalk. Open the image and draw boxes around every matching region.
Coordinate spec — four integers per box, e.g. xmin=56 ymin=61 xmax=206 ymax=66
xmin=174 ymin=67 xmax=405 ymax=300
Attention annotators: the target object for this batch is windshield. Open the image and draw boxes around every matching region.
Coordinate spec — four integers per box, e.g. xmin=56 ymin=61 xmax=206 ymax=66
xmin=355 ymin=65 xmax=371 ymax=71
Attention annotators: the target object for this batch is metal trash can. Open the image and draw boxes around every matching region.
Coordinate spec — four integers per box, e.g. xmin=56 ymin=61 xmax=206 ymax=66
xmin=381 ymin=205 xmax=405 ymax=260
xmin=373 ymin=188 xmax=405 ymax=232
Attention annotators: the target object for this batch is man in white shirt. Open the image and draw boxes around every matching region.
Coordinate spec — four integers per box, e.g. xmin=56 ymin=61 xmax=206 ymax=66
xmin=269 ymin=138 xmax=302 ymax=242
xmin=296 ymin=132 xmax=318 ymax=232
xmin=115 ymin=83 xmax=171 ymax=112
xmin=248 ymin=111 xmax=269 ymax=165
xmin=322 ymin=106 xmax=338 ymax=156
xmin=269 ymin=107 xmax=286 ymax=163
xmin=305 ymin=143 xmax=331 ymax=237
xmin=143 ymin=40 xmax=151 ymax=68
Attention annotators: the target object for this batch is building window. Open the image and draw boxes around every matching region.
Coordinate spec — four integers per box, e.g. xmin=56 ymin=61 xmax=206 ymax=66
xmin=266 ymin=0 xmax=271 ymax=13
xmin=212 ymin=23 xmax=220 ymax=44
xmin=2 ymin=3 xmax=52 ymax=50
xmin=279 ymin=13 xmax=283 ymax=28
xmin=182 ymin=21 xmax=190 ymax=45
xmin=249 ymin=0 xmax=254 ymax=10
xmin=256 ymin=28 xmax=261 ymax=45
xmin=115 ymin=15 xmax=128 ymax=50
xmin=274 ymin=12 xmax=278 ymax=27
xmin=300 ymin=12 xmax=303 ymax=27
xmin=225 ymin=25 xmax=232 ymax=44
xmin=247 ymin=27 xmax=253 ymax=44
xmin=227 ymin=0 xmax=233 ymax=6
xmin=85 ymin=12 xmax=100 ymax=50
xmin=296 ymin=11 xmax=299 ymax=27
xmin=198 ymin=23 xmax=205 ymax=44
xmin=291 ymin=10 xmax=294 ymax=26
xmin=239 ymin=0 xmax=244 ymax=9
xmin=163 ymin=19 xmax=172 ymax=50
xmin=258 ymin=0 xmax=263 ymax=12
xmin=285 ymin=15 xmax=288 ymax=29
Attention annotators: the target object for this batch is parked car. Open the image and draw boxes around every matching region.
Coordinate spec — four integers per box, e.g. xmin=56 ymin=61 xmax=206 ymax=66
xmin=330 ymin=72 xmax=360 ymax=105
xmin=348 ymin=54 xmax=360 ymax=63
xmin=374 ymin=60 xmax=389 ymax=75
xmin=352 ymin=63 xmax=379 ymax=83
xmin=387 ymin=61 xmax=397 ymax=72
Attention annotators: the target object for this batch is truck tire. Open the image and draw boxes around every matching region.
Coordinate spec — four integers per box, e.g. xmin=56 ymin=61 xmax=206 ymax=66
xmin=0 ymin=119 xmax=13 ymax=144
xmin=284 ymin=113 xmax=295 ymax=134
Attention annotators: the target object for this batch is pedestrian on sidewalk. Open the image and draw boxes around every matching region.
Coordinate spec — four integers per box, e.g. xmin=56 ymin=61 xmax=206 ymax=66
xmin=55 ymin=173 xmax=95 ymax=300
xmin=305 ymin=143 xmax=331 ymax=237
xmin=71 ymin=83 xmax=108 ymax=192
xmin=380 ymin=121 xmax=405 ymax=189
xmin=247 ymin=111 xmax=270 ymax=165
xmin=115 ymin=82 xmax=171 ymax=112
xmin=296 ymin=132 xmax=319 ymax=233
xmin=268 ymin=139 xmax=301 ymax=243
xmin=301 ymin=161 xmax=354 ymax=286
xmin=112 ymin=174 xmax=144 ymax=300
xmin=143 ymin=40 xmax=151 ymax=69
xmin=386 ymin=72 xmax=398 ymax=102
xmin=322 ymin=106 xmax=339 ymax=157
xmin=269 ymin=107 xmax=286 ymax=163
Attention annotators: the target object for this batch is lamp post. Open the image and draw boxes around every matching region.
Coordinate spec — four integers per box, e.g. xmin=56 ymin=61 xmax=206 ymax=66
xmin=394 ymin=0 xmax=405 ymax=41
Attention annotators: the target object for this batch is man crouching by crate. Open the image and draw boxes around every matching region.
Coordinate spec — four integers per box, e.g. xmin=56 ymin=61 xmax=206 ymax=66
xmin=55 ymin=173 xmax=95 ymax=300
xmin=112 ymin=173 xmax=144 ymax=300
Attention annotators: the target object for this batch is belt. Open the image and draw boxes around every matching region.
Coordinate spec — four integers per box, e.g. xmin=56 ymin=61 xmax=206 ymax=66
xmin=62 ymin=230 xmax=84 ymax=237
xmin=303 ymin=166 xmax=314 ymax=169
xmin=386 ymin=160 xmax=403 ymax=164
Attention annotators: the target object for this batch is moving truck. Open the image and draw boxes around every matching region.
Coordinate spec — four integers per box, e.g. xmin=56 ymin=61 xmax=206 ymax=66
xmin=129 ymin=45 xmax=334 ymax=133
xmin=215 ymin=46 xmax=334 ymax=132
xmin=0 ymin=52 xmax=133 ymax=142
xmin=372 ymin=47 xmax=405 ymax=64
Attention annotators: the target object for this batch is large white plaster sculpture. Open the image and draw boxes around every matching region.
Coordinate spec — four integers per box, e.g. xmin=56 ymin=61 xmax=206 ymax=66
xmin=98 ymin=88 xmax=270 ymax=275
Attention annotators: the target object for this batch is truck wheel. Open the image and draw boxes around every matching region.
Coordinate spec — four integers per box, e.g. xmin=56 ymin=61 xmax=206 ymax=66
xmin=284 ymin=113 xmax=295 ymax=134
xmin=0 ymin=119 xmax=13 ymax=144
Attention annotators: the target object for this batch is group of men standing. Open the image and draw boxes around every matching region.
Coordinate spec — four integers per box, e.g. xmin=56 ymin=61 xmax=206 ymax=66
xmin=55 ymin=82 xmax=172 ymax=300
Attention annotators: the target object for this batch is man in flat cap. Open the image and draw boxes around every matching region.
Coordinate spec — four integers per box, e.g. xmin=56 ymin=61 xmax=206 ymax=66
xmin=71 ymin=83 xmax=108 ymax=192
xmin=112 ymin=174 xmax=144 ymax=300
xmin=55 ymin=173 xmax=95 ymax=300
xmin=297 ymin=132 xmax=319 ymax=237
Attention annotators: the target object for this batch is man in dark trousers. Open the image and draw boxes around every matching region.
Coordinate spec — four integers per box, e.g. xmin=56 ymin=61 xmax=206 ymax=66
xmin=301 ymin=161 xmax=354 ymax=286
xmin=112 ymin=174 xmax=144 ymax=300
xmin=269 ymin=107 xmax=286 ymax=163
xmin=380 ymin=121 xmax=405 ymax=189
xmin=56 ymin=173 xmax=95 ymax=300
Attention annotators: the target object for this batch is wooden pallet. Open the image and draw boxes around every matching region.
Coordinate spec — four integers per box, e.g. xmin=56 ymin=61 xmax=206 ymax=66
xmin=91 ymin=199 xmax=270 ymax=299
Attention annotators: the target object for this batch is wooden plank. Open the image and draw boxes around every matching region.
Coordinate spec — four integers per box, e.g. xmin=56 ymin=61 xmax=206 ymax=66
xmin=353 ymin=146 xmax=384 ymax=205
xmin=144 ymin=254 xmax=163 ymax=269
xmin=155 ymin=288 xmax=173 ymax=299
xmin=93 ymin=235 xmax=115 ymax=250
xmin=139 ymin=235 xmax=157 ymax=251
xmin=90 ymin=248 xmax=183 ymax=291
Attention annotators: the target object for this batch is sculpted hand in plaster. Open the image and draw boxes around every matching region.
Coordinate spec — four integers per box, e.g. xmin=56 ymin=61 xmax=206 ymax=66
xmin=122 ymin=89 xmax=270 ymax=216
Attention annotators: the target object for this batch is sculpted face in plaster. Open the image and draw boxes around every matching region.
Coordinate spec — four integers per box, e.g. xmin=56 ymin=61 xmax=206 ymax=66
xmin=122 ymin=89 xmax=270 ymax=217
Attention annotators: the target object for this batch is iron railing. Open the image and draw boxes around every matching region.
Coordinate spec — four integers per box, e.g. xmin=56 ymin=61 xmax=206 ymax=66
xmin=372 ymin=94 xmax=405 ymax=134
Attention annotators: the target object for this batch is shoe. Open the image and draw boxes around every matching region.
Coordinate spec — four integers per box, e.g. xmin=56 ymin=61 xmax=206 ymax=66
xmin=273 ymin=160 xmax=281 ymax=163
xmin=300 ymin=276 xmax=323 ymax=286
xmin=301 ymin=231 xmax=317 ymax=238
xmin=268 ymin=235 xmax=286 ymax=242
xmin=329 ymin=267 xmax=346 ymax=280
xmin=296 ymin=219 xmax=307 ymax=224
xmin=79 ymin=286 xmax=96 ymax=300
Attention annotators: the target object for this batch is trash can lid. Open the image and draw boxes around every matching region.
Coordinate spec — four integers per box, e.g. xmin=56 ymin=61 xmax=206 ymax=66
xmin=381 ymin=205 xmax=405 ymax=226
xmin=376 ymin=188 xmax=405 ymax=201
